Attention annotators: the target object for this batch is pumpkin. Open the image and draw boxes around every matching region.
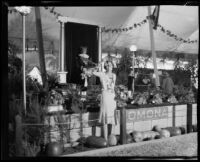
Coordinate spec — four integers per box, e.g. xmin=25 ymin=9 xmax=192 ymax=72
xmin=179 ymin=126 xmax=186 ymax=134
xmin=159 ymin=129 xmax=170 ymax=138
xmin=165 ymin=127 xmax=181 ymax=136
xmin=85 ymin=136 xmax=107 ymax=148
xmin=108 ymin=134 xmax=117 ymax=146
xmin=152 ymin=125 xmax=162 ymax=132
xmin=127 ymin=134 xmax=133 ymax=143
xmin=155 ymin=134 xmax=161 ymax=139
xmin=131 ymin=131 xmax=143 ymax=142
xmin=77 ymin=137 xmax=87 ymax=144
xmin=115 ymin=135 xmax=120 ymax=144
xmin=45 ymin=142 xmax=63 ymax=156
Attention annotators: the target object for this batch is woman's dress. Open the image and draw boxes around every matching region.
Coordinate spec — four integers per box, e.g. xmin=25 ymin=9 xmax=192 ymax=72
xmin=93 ymin=72 xmax=117 ymax=125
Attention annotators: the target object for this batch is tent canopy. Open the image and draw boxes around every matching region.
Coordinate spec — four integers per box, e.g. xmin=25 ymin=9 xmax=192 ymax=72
xmin=8 ymin=6 xmax=199 ymax=54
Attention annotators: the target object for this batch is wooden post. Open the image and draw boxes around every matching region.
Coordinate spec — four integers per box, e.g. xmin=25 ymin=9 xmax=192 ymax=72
xmin=172 ymin=104 xmax=176 ymax=127
xmin=15 ymin=115 xmax=23 ymax=156
xmin=187 ymin=103 xmax=193 ymax=133
xmin=147 ymin=6 xmax=160 ymax=87
xmin=35 ymin=7 xmax=48 ymax=90
xmin=120 ymin=107 xmax=127 ymax=144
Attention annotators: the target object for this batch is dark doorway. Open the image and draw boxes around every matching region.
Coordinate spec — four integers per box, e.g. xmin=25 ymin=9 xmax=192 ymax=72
xmin=65 ymin=22 xmax=99 ymax=85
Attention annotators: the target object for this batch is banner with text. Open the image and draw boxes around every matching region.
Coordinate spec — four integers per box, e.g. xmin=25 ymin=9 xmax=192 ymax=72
xmin=126 ymin=106 xmax=169 ymax=122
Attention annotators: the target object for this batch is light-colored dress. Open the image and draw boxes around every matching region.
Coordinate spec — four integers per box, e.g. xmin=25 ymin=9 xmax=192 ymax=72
xmin=93 ymin=72 xmax=117 ymax=125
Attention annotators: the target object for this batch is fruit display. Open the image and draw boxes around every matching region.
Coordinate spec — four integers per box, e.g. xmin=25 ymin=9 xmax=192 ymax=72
xmin=115 ymin=85 xmax=129 ymax=107
xmin=85 ymin=136 xmax=107 ymax=148
xmin=167 ymin=95 xmax=178 ymax=104
xmin=107 ymin=134 xmax=117 ymax=146
xmin=131 ymin=92 xmax=148 ymax=105
xmin=47 ymin=90 xmax=65 ymax=105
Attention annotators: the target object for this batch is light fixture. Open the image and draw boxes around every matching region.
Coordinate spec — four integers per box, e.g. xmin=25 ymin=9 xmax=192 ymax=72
xmin=14 ymin=6 xmax=32 ymax=15
xmin=129 ymin=45 xmax=137 ymax=52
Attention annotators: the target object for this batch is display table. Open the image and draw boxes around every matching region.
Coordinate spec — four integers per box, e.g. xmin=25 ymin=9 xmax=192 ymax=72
xmin=43 ymin=102 xmax=197 ymax=145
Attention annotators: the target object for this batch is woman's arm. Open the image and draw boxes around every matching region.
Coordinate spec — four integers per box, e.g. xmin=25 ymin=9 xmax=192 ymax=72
xmin=113 ymin=73 xmax=116 ymax=86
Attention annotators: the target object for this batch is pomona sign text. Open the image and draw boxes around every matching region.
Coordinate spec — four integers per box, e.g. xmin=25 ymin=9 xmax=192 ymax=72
xmin=126 ymin=106 xmax=168 ymax=122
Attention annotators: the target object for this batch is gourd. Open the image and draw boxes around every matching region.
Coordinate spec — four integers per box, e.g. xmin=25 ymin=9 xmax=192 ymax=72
xmin=107 ymin=134 xmax=117 ymax=146
xmin=126 ymin=134 xmax=133 ymax=143
xmin=141 ymin=131 xmax=160 ymax=141
xmin=45 ymin=142 xmax=63 ymax=156
xmin=159 ymin=129 xmax=170 ymax=138
xmin=179 ymin=126 xmax=186 ymax=134
xmin=85 ymin=136 xmax=107 ymax=148
xmin=164 ymin=127 xmax=181 ymax=136
xmin=152 ymin=125 xmax=162 ymax=132
xmin=131 ymin=131 xmax=143 ymax=142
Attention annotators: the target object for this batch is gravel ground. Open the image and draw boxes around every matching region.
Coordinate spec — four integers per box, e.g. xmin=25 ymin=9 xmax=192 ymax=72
xmin=63 ymin=132 xmax=197 ymax=158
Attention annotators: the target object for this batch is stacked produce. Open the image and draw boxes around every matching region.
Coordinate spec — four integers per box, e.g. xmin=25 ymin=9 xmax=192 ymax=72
xmin=47 ymin=89 xmax=65 ymax=105
xmin=115 ymin=85 xmax=129 ymax=107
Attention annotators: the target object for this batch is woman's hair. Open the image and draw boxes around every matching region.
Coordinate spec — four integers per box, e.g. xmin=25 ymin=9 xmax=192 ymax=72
xmin=104 ymin=61 xmax=114 ymax=70
xmin=80 ymin=46 xmax=87 ymax=53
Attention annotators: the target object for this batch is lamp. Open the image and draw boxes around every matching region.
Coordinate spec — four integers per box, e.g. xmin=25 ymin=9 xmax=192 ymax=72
xmin=129 ymin=45 xmax=137 ymax=95
xmin=14 ymin=6 xmax=32 ymax=115
xmin=129 ymin=45 xmax=137 ymax=52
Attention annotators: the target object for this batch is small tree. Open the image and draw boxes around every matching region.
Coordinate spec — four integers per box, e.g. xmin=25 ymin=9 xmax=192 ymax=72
xmin=116 ymin=48 xmax=132 ymax=86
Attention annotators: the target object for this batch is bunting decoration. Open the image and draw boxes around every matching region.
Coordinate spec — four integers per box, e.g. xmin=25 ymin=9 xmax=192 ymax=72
xmin=101 ymin=18 xmax=148 ymax=33
xmin=8 ymin=6 xmax=198 ymax=44
xmin=43 ymin=6 xmax=63 ymax=20
xmin=8 ymin=8 xmax=18 ymax=14
xmin=156 ymin=23 xmax=198 ymax=44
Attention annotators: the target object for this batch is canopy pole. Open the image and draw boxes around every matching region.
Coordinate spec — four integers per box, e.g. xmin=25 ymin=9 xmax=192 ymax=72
xmin=147 ymin=6 xmax=160 ymax=87
xmin=22 ymin=14 xmax=26 ymax=115
xmin=57 ymin=20 xmax=67 ymax=84
xmin=61 ymin=22 xmax=65 ymax=71
xmin=58 ymin=22 xmax=62 ymax=71
xmin=35 ymin=7 xmax=48 ymax=90
xmin=98 ymin=27 xmax=102 ymax=70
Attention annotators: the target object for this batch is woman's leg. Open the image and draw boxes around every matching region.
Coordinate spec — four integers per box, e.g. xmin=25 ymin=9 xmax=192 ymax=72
xmin=101 ymin=124 xmax=108 ymax=140
xmin=92 ymin=126 xmax=96 ymax=136
xmin=108 ymin=124 xmax=112 ymax=136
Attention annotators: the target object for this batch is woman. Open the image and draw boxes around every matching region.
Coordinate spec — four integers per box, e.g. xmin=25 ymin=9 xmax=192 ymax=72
xmin=92 ymin=61 xmax=117 ymax=140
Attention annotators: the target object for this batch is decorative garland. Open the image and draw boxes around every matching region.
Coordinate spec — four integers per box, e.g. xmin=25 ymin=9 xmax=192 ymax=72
xmin=43 ymin=6 xmax=63 ymax=20
xmin=156 ymin=23 xmax=198 ymax=44
xmin=101 ymin=18 xmax=148 ymax=33
xmin=8 ymin=8 xmax=18 ymax=14
xmin=8 ymin=7 xmax=198 ymax=44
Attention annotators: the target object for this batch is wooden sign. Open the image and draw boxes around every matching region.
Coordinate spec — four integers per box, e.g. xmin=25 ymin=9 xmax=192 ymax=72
xmin=126 ymin=106 xmax=168 ymax=122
